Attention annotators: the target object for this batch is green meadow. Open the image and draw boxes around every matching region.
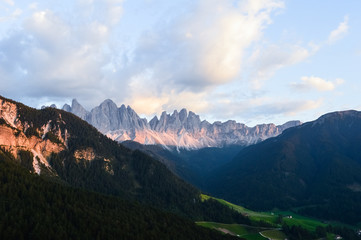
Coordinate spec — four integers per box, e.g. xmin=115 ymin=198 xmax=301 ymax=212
xmin=200 ymin=194 xmax=357 ymax=240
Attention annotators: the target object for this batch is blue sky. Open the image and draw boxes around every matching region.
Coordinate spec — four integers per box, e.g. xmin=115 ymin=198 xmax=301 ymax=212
xmin=0 ymin=0 xmax=360 ymax=125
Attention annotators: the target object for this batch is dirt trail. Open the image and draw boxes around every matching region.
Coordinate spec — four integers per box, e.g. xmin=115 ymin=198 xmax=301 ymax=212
xmin=216 ymin=228 xmax=236 ymax=236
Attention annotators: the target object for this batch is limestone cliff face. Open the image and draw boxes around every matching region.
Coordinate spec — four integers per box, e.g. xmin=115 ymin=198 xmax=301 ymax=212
xmin=63 ymin=99 xmax=302 ymax=149
xmin=0 ymin=98 xmax=67 ymax=174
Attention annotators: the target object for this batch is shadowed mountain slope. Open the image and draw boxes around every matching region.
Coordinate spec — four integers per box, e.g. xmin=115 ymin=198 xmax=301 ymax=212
xmin=208 ymin=110 xmax=361 ymax=224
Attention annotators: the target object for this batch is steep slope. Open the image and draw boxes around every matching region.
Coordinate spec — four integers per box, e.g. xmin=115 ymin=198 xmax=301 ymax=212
xmin=123 ymin=140 xmax=245 ymax=189
xmin=0 ymin=95 xmax=247 ymax=223
xmin=0 ymin=150 xmax=239 ymax=240
xmin=62 ymin=99 xmax=301 ymax=149
xmin=208 ymin=110 xmax=361 ymax=224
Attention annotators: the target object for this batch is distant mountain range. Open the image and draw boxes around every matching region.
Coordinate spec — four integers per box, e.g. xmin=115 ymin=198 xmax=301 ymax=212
xmin=59 ymin=99 xmax=301 ymax=149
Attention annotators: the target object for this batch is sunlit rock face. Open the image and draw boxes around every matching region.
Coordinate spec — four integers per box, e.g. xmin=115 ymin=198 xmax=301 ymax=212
xmin=63 ymin=99 xmax=301 ymax=149
xmin=0 ymin=99 xmax=66 ymax=174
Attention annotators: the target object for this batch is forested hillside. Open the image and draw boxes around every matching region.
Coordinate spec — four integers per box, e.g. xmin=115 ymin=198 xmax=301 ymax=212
xmin=0 ymin=150 xmax=239 ymax=240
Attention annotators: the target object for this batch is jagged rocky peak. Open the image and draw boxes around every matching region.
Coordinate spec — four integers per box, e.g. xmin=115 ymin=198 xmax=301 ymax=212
xmin=149 ymin=115 xmax=160 ymax=130
xmin=89 ymin=99 xmax=120 ymax=132
xmin=64 ymin=99 xmax=89 ymax=120
xmin=62 ymin=104 xmax=71 ymax=112
xmin=41 ymin=104 xmax=57 ymax=110
xmin=149 ymin=108 xmax=203 ymax=133
xmin=179 ymin=108 xmax=187 ymax=123
xmin=62 ymin=99 xmax=149 ymax=133
xmin=185 ymin=111 xmax=201 ymax=132
xmin=123 ymin=105 xmax=149 ymax=130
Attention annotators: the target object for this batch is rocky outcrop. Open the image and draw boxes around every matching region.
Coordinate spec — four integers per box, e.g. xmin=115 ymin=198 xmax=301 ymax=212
xmin=62 ymin=99 xmax=301 ymax=149
xmin=74 ymin=148 xmax=96 ymax=162
xmin=0 ymin=99 xmax=66 ymax=174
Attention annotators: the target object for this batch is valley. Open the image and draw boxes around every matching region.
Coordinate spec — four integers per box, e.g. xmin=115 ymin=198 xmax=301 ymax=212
xmin=1 ymin=95 xmax=361 ymax=239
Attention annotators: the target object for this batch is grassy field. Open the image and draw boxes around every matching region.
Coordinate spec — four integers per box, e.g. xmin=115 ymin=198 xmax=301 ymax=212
xmin=260 ymin=229 xmax=287 ymax=240
xmin=201 ymin=194 xmax=277 ymax=225
xmin=201 ymin=194 xmax=331 ymax=231
xmin=274 ymin=210 xmax=327 ymax=231
xmin=196 ymin=222 xmax=268 ymax=240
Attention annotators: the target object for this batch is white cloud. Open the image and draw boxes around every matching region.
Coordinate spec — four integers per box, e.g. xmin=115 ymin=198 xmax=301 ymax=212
xmin=0 ymin=8 xmax=23 ymax=23
xmin=328 ymin=15 xmax=349 ymax=44
xmin=250 ymin=44 xmax=316 ymax=89
xmin=200 ymin=93 xmax=323 ymax=124
xmin=11 ymin=8 xmax=22 ymax=18
xmin=28 ymin=3 xmax=38 ymax=10
xmin=0 ymin=3 xmax=126 ymax=108
xmin=77 ymin=0 xmax=124 ymax=26
xmin=127 ymin=0 xmax=284 ymax=98
xmin=128 ymin=91 xmax=209 ymax=117
xmin=106 ymin=0 xmax=123 ymax=25
xmin=291 ymin=76 xmax=344 ymax=91
xmin=2 ymin=0 xmax=14 ymax=6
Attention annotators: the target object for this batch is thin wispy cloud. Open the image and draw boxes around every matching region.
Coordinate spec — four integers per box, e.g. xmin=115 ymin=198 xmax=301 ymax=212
xmin=250 ymin=43 xmax=315 ymax=89
xmin=328 ymin=15 xmax=349 ymax=44
xmin=291 ymin=76 xmax=344 ymax=92
xmin=2 ymin=0 xmax=14 ymax=6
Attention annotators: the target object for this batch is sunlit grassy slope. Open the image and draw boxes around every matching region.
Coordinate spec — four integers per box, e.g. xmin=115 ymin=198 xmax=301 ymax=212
xmin=199 ymin=194 xmax=354 ymax=240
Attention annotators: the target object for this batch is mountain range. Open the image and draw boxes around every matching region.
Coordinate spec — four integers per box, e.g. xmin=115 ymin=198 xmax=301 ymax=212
xmin=60 ymin=99 xmax=301 ymax=149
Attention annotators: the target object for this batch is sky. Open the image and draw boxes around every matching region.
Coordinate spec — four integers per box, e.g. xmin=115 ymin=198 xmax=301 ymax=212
xmin=0 ymin=0 xmax=360 ymax=126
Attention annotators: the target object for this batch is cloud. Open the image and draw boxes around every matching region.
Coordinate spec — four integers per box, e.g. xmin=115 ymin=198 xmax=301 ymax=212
xmin=200 ymin=92 xmax=323 ymax=124
xmin=11 ymin=8 xmax=22 ymax=18
xmin=128 ymin=91 xmax=209 ymax=117
xmin=2 ymin=0 xmax=14 ymax=6
xmin=0 ymin=8 xmax=23 ymax=23
xmin=250 ymin=44 xmax=315 ymax=89
xmin=253 ymin=99 xmax=323 ymax=116
xmin=0 ymin=4 xmax=124 ymax=108
xmin=77 ymin=0 xmax=124 ymax=26
xmin=106 ymin=0 xmax=124 ymax=25
xmin=28 ymin=3 xmax=38 ymax=10
xmin=127 ymin=0 xmax=284 ymax=95
xmin=328 ymin=15 xmax=349 ymax=44
xmin=291 ymin=76 xmax=344 ymax=92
